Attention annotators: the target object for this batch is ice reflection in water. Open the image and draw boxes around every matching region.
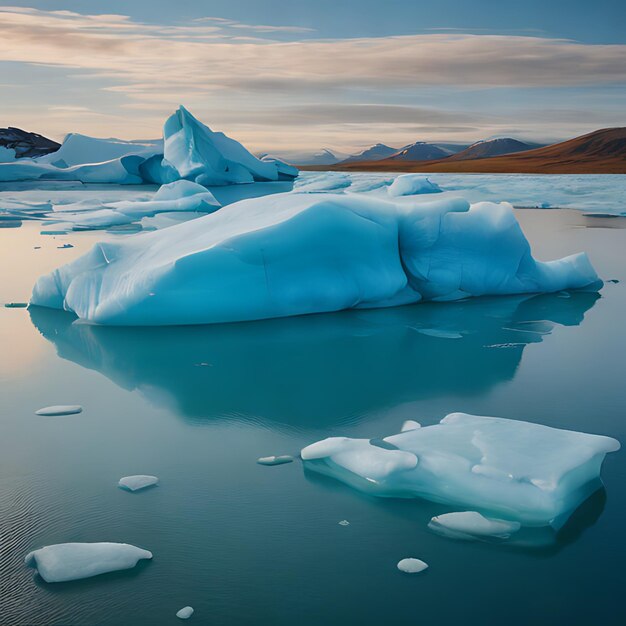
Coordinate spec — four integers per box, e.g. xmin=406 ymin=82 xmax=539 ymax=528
xmin=29 ymin=290 xmax=599 ymax=429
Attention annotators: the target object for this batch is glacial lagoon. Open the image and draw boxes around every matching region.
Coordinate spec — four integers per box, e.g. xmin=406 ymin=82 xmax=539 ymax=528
xmin=0 ymin=193 xmax=625 ymax=624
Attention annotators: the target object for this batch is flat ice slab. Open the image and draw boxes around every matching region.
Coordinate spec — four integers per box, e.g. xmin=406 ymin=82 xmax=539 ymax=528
xmin=118 ymin=475 xmax=159 ymax=491
xmin=35 ymin=405 xmax=82 ymax=416
xmin=25 ymin=542 xmax=152 ymax=583
xmin=176 ymin=607 xmax=194 ymax=620
xmin=31 ymin=192 xmax=599 ymax=326
xmin=428 ymin=511 xmax=521 ymax=540
xmin=301 ymin=413 xmax=620 ymax=527
xmin=397 ymin=558 xmax=428 ymax=574
xmin=257 ymin=455 xmax=294 ymax=466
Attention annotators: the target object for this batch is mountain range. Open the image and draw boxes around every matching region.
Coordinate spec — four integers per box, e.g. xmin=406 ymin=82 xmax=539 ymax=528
xmin=309 ymin=128 xmax=626 ymax=174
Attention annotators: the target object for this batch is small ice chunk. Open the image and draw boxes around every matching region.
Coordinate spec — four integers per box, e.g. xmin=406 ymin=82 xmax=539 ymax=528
xmin=24 ymin=542 xmax=152 ymax=583
xmin=35 ymin=405 xmax=82 ymax=416
xmin=118 ymin=475 xmax=159 ymax=492
xmin=388 ymin=174 xmax=441 ymax=197
xmin=397 ymin=558 xmax=428 ymax=574
xmin=257 ymin=455 xmax=294 ymax=466
xmin=176 ymin=607 xmax=194 ymax=620
xmin=338 ymin=520 xmax=350 ymax=526
xmin=429 ymin=511 xmax=521 ymax=540
xmin=401 ymin=420 xmax=421 ymax=432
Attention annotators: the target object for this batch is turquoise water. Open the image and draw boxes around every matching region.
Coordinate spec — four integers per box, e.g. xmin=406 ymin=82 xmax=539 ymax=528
xmin=0 ymin=210 xmax=625 ymax=625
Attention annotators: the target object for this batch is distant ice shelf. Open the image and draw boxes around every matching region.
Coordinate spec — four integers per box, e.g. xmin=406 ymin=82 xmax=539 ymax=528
xmin=31 ymin=192 xmax=600 ymax=325
xmin=294 ymin=171 xmax=626 ymax=216
xmin=300 ymin=413 xmax=620 ymax=527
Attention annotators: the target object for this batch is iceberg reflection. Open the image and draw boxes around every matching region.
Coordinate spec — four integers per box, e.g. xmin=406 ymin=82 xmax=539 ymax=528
xmin=29 ymin=290 xmax=599 ymax=428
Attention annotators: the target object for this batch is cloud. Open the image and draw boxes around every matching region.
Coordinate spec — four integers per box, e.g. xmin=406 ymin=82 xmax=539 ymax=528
xmin=193 ymin=16 xmax=315 ymax=34
xmin=1 ymin=5 xmax=625 ymax=99
xmin=214 ymin=104 xmax=485 ymax=126
xmin=1 ymin=6 xmax=625 ymax=148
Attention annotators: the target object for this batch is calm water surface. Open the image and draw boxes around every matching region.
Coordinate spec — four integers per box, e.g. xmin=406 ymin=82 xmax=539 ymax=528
xmin=0 ymin=209 xmax=625 ymax=625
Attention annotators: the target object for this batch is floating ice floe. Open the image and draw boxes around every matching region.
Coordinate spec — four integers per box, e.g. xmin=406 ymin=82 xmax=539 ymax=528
xmin=31 ymin=192 xmax=600 ymax=326
xmin=176 ymin=606 xmax=194 ymax=620
xmin=301 ymin=413 xmax=620 ymax=527
xmin=118 ymin=475 xmax=159 ymax=491
xmin=25 ymin=542 xmax=152 ymax=583
xmin=257 ymin=455 xmax=294 ymax=466
xmin=35 ymin=405 xmax=82 ymax=416
xmin=50 ymin=180 xmax=220 ymax=230
xmin=428 ymin=511 xmax=521 ymax=540
xmin=397 ymin=558 xmax=428 ymax=574
xmin=387 ymin=174 xmax=442 ymax=197
xmin=338 ymin=520 xmax=350 ymax=526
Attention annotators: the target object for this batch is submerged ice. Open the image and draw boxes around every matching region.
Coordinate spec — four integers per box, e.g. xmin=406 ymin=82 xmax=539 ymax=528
xmin=428 ymin=511 xmax=521 ymax=540
xmin=25 ymin=542 xmax=152 ymax=583
xmin=31 ymin=192 xmax=600 ymax=326
xmin=301 ymin=413 xmax=620 ymax=527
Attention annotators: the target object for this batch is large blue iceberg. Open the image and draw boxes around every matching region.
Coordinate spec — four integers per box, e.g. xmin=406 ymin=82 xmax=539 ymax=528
xmin=31 ymin=193 xmax=600 ymax=326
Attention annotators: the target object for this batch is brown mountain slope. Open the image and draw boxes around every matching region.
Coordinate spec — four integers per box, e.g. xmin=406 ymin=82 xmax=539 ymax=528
xmin=307 ymin=128 xmax=626 ymax=174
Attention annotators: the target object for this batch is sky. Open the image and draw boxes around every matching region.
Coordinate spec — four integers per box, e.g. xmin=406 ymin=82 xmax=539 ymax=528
xmin=1 ymin=0 xmax=625 ymax=154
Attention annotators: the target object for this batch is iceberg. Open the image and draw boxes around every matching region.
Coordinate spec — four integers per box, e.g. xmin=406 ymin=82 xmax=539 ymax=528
xmin=260 ymin=155 xmax=299 ymax=180
xmin=163 ymin=106 xmax=287 ymax=185
xmin=387 ymin=174 xmax=442 ymax=197
xmin=25 ymin=542 xmax=152 ymax=583
xmin=0 ymin=106 xmax=297 ymax=186
xmin=31 ymin=193 xmax=600 ymax=326
xmin=35 ymin=134 xmax=161 ymax=168
xmin=118 ymin=475 xmax=159 ymax=491
xmin=301 ymin=413 xmax=620 ymax=527
xmin=397 ymin=558 xmax=428 ymax=574
xmin=0 ymin=155 xmax=145 ymax=184
xmin=428 ymin=511 xmax=521 ymax=540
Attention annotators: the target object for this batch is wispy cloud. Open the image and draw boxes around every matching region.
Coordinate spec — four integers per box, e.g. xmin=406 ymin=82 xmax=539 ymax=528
xmin=0 ymin=6 xmax=625 ymax=148
xmin=193 ymin=16 xmax=315 ymax=34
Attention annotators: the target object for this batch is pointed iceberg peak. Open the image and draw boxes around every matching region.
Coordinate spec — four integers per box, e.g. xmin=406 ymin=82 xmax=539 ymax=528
xmin=162 ymin=105 xmax=297 ymax=186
